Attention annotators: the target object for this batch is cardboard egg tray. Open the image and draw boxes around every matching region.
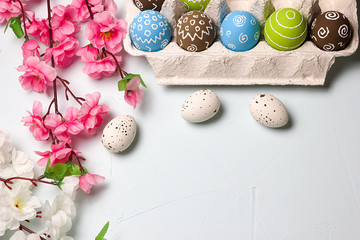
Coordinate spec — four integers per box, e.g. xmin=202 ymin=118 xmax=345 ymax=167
xmin=124 ymin=0 xmax=359 ymax=85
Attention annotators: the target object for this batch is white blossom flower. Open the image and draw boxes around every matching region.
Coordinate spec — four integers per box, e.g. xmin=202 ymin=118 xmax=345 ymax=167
xmin=0 ymin=184 xmax=41 ymax=228
xmin=0 ymin=205 xmax=19 ymax=236
xmin=61 ymin=176 xmax=79 ymax=200
xmin=42 ymin=193 xmax=76 ymax=240
xmin=0 ymin=130 xmax=13 ymax=171
xmin=10 ymin=230 xmax=41 ymax=240
xmin=11 ymin=150 xmax=34 ymax=179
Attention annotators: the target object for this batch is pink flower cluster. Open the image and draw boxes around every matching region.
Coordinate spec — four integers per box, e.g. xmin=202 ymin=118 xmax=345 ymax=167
xmin=22 ymin=92 xmax=109 ymax=143
xmin=21 ymin=91 xmax=109 ymax=194
xmin=71 ymin=0 xmax=117 ymax=22
xmin=0 ymin=0 xmax=22 ymax=24
xmin=76 ymin=11 xmax=127 ymax=80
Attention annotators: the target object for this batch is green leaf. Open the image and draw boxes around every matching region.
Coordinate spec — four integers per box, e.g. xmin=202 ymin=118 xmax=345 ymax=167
xmin=95 ymin=221 xmax=109 ymax=240
xmin=138 ymin=75 xmax=147 ymax=88
xmin=4 ymin=19 xmax=11 ymax=33
xmin=44 ymin=163 xmax=68 ymax=181
xmin=65 ymin=161 xmax=88 ymax=175
xmin=117 ymin=74 xmax=147 ymax=92
xmin=9 ymin=17 xmax=24 ymax=39
xmin=118 ymin=79 xmax=127 ymax=91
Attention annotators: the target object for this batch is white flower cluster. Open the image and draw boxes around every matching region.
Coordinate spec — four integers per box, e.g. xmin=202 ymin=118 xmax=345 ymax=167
xmin=0 ymin=130 xmax=40 ymax=236
xmin=0 ymin=130 xmax=78 ymax=240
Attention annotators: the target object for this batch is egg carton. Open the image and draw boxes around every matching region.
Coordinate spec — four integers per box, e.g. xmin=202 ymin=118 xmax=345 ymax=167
xmin=124 ymin=0 xmax=359 ymax=85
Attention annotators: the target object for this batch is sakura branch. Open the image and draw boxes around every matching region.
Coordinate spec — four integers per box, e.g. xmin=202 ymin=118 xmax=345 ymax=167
xmin=0 ymin=0 xmax=141 ymax=238
xmin=0 ymin=176 xmax=56 ymax=190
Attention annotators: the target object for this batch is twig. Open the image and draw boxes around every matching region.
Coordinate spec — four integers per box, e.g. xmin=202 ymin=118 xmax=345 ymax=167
xmin=105 ymin=50 xmax=125 ymax=79
xmin=56 ymin=76 xmax=85 ymax=105
xmin=0 ymin=177 xmax=56 ymax=190
xmin=84 ymin=0 xmax=95 ymax=20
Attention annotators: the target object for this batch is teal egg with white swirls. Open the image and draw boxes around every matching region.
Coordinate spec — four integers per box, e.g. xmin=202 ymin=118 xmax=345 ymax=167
xmin=220 ymin=11 xmax=260 ymax=52
xmin=130 ymin=10 xmax=171 ymax=52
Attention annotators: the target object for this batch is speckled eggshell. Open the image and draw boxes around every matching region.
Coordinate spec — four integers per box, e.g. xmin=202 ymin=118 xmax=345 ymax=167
xmin=181 ymin=0 xmax=210 ymax=12
xmin=310 ymin=11 xmax=352 ymax=51
xmin=249 ymin=94 xmax=289 ymax=128
xmin=133 ymin=0 xmax=165 ymax=12
xmin=176 ymin=11 xmax=216 ymax=52
xmin=220 ymin=11 xmax=261 ymax=52
xmin=264 ymin=8 xmax=307 ymax=51
xmin=130 ymin=10 xmax=171 ymax=52
xmin=181 ymin=89 xmax=220 ymax=123
xmin=102 ymin=115 xmax=137 ymax=153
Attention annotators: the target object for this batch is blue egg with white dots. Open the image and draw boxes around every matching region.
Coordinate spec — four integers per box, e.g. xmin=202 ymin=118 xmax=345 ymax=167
xmin=220 ymin=11 xmax=260 ymax=52
xmin=130 ymin=10 xmax=171 ymax=52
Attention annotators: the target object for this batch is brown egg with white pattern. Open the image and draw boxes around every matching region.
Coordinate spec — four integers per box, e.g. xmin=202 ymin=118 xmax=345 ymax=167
xmin=176 ymin=11 xmax=216 ymax=52
xmin=310 ymin=11 xmax=352 ymax=51
xmin=133 ymin=0 xmax=165 ymax=12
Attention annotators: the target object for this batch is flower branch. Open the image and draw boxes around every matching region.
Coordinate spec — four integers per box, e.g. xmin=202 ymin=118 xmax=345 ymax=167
xmin=0 ymin=176 xmax=57 ymax=190
xmin=57 ymin=76 xmax=85 ymax=105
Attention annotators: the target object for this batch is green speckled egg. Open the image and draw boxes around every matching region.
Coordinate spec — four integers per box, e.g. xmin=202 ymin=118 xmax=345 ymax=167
xmin=264 ymin=8 xmax=307 ymax=51
xmin=181 ymin=0 xmax=210 ymax=12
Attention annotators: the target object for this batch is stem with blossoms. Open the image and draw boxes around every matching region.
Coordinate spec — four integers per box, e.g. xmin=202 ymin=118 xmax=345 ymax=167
xmin=0 ymin=177 xmax=56 ymax=190
xmin=1 ymin=0 xmax=130 ymax=238
xmin=7 ymin=0 xmax=111 ymax=193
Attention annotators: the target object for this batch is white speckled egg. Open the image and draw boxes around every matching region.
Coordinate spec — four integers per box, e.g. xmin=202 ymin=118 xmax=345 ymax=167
xmin=249 ymin=94 xmax=289 ymax=128
xmin=102 ymin=115 xmax=137 ymax=152
xmin=181 ymin=89 xmax=220 ymax=123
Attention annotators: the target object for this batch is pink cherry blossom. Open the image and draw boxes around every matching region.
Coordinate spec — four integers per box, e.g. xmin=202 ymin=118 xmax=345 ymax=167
xmin=17 ymin=56 xmax=57 ymax=93
xmin=81 ymin=55 xmax=122 ymax=79
xmin=22 ymin=39 xmax=40 ymax=63
xmin=51 ymin=5 xmax=80 ymax=42
xmin=0 ymin=0 xmax=23 ymax=24
xmin=92 ymin=0 xmax=118 ymax=14
xmin=21 ymin=101 xmax=49 ymax=141
xmin=35 ymin=142 xmax=74 ymax=166
xmin=71 ymin=0 xmax=102 ymax=22
xmin=78 ymin=92 xmax=110 ymax=134
xmin=26 ymin=11 xmax=50 ymax=45
xmin=79 ymin=173 xmax=105 ymax=194
xmin=44 ymin=37 xmax=79 ymax=68
xmin=85 ymin=11 xmax=127 ymax=53
xmin=45 ymin=107 xmax=84 ymax=141
xmin=76 ymin=44 xmax=98 ymax=63
xmin=124 ymin=77 xmax=144 ymax=109
xmin=71 ymin=0 xmax=117 ymax=22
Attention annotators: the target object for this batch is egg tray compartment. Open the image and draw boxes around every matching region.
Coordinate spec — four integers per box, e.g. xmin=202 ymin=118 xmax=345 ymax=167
xmin=124 ymin=0 xmax=359 ymax=86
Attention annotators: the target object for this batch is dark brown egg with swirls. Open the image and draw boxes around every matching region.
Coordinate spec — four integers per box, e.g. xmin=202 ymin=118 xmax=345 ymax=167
xmin=310 ymin=11 xmax=352 ymax=51
xmin=133 ymin=0 xmax=165 ymax=11
xmin=176 ymin=11 xmax=216 ymax=52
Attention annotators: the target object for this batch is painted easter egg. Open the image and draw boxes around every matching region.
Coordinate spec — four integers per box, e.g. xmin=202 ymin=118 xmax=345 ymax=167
xmin=181 ymin=0 xmax=210 ymax=12
xmin=310 ymin=11 xmax=352 ymax=51
xmin=130 ymin=10 xmax=171 ymax=52
xmin=181 ymin=89 xmax=220 ymax=123
xmin=264 ymin=8 xmax=307 ymax=51
xmin=102 ymin=115 xmax=137 ymax=152
xmin=176 ymin=11 xmax=216 ymax=52
xmin=220 ymin=11 xmax=260 ymax=52
xmin=133 ymin=0 xmax=165 ymax=11
xmin=249 ymin=94 xmax=289 ymax=128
